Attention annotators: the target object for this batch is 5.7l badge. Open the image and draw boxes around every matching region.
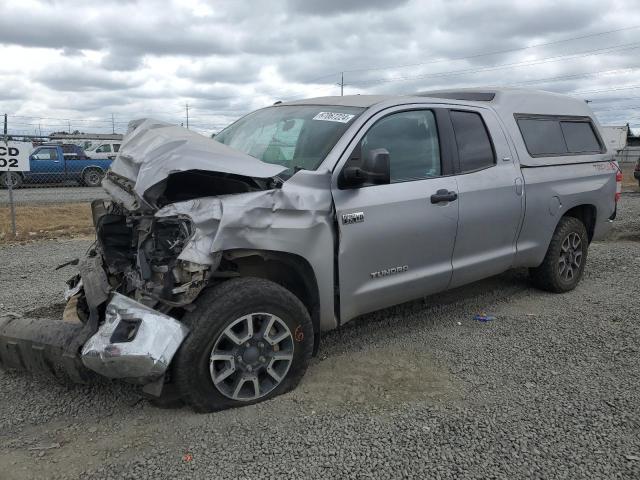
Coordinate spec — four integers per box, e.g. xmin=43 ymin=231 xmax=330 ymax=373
xmin=342 ymin=211 xmax=364 ymax=225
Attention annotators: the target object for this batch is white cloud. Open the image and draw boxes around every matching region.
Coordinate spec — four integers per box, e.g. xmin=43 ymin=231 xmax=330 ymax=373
xmin=1 ymin=0 xmax=640 ymax=136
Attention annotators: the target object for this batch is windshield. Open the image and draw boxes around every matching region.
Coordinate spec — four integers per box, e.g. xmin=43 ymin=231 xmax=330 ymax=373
xmin=215 ymin=105 xmax=364 ymax=172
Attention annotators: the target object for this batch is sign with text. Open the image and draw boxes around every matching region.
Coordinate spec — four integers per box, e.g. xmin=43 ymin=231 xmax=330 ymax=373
xmin=0 ymin=141 xmax=32 ymax=171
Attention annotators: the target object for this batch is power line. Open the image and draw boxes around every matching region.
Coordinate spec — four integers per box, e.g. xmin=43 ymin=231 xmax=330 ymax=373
xmin=339 ymin=24 xmax=640 ymax=75
xmin=347 ymin=42 xmax=640 ymax=86
xmin=572 ymin=84 xmax=640 ymax=95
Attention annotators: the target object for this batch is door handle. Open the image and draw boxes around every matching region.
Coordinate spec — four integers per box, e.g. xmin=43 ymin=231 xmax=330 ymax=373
xmin=430 ymin=189 xmax=458 ymax=204
xmin=53 ymin=160 xmax=60 ymax=163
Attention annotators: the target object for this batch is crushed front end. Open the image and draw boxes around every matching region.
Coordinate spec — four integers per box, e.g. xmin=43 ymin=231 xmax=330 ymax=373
xmin=0 ymin=191 xmax=205 ymax=386
xmin=0 ymin=118 xmax=288 ymax=390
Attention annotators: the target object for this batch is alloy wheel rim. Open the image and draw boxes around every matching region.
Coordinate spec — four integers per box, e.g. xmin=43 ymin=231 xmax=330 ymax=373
xmin=209 ymin=313 xmax=294 ymax=401
xmin=558 ymin=232 xmax=582 ymax=282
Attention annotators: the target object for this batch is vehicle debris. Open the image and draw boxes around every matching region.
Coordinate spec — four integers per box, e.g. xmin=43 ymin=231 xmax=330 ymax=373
xmin=474 ymin=313 xmax=496 ymax=322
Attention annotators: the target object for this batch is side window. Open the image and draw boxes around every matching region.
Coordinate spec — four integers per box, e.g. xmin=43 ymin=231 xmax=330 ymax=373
xmin=517 ymin=119 xmax=567 ymax=156
xmin=450 ymin=110 xmax=495 ymax=172
xmin=361 ymin=110 xmax=441 ymax=183
xmin=560 ymin=121 xmax=601 ymax=153
xmin=113 ymin=144 xmax=121 ymax=152
xmin=32 ymin=147 xmax=58 ymax=161
xmin=96 ymin=144 xmax=112 ymax=153
xmin=516 ymin=116 xmax=603 ymax=156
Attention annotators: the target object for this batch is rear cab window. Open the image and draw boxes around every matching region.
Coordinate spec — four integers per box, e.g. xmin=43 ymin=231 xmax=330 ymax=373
xmin=450 ymin=110 xmax=495 ymax=173
xmin=515 ymin=115 xmax=604 ymax=157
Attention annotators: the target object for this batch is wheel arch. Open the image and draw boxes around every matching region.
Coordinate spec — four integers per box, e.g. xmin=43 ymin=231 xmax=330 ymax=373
xmin=221 ymin=249 xmax=321 ymax=354
xmin=81 ymin=165 xmax=105 ymax=177
xmin=562 ymin=204 xmax=597 ymax=242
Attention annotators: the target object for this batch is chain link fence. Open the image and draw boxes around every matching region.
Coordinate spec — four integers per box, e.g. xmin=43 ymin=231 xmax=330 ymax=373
xmin=615 ymin=147 xmax=640 ymax=164
xmin=1 ymin=131 xmax=113 ymax=241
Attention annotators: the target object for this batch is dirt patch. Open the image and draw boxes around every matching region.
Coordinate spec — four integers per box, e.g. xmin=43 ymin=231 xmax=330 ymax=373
xmin=0 ymin=203 xmax=94 ymax=243
xmin=298 ymin=347 xmax=460 ymax=407
xmin=615 ymin=232 xmax=640 ymax=242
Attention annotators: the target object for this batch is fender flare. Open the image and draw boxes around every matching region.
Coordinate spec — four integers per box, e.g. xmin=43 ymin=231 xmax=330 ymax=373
xmin=80 ymin=165 xmax=105 ymax=177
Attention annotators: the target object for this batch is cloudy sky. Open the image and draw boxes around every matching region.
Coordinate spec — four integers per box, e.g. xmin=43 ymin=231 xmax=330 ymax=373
xmin=2 ymin=0 xmax=640 ymax=136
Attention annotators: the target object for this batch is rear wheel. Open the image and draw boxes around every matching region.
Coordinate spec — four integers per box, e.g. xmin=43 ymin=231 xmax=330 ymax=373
xmin=0 ymin=172 xmax=22 ymax=189
xmin=530 ymin=216 xmax=588 ymax=293
xmin=173 ymin=277 xmax=314 ymax=413
xmin=82 ymin=168 xmax=103 ymax=187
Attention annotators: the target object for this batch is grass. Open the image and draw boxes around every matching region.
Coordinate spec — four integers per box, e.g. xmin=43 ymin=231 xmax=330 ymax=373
xmin=0 ymin=202 xmax=95 ymax=243
xmin=620 ymin=162 xmax=639 ymax=190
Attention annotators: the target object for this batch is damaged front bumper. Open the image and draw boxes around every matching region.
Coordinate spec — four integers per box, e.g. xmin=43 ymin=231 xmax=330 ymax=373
xmin=0 ymin=292 xmax=190 ymax=386
xmin=81 ymin=293 xmax=189 ymax=382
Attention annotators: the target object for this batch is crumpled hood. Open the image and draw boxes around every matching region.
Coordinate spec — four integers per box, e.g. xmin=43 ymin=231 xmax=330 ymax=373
xmin=109 ymin=118 xmax=288 ymax=200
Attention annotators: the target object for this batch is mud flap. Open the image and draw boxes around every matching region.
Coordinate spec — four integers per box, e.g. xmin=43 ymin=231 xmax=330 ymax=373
xmin=0 ymin=316 xmax=94 ymax=383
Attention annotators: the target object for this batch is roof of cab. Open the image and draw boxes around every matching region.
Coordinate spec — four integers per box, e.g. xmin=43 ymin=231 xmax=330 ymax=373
xmin=279 ymin=95 xmax=395 ymax=108
xmin=279 ymin=87 xmax=594 ymax=117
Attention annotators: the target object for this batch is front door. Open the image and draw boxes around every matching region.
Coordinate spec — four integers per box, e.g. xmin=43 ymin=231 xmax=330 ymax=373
xmin=332 ymin=108 xmax=459 ymax=323
xmin=28 ymin=147 xmax=65 ymax=184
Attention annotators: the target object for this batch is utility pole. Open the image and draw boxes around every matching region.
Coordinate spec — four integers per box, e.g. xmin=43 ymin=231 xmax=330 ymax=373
xmin=340 ymin=72 xmax=344 ymax=96
xmin=185 ymin=103 xmax=190 ymax=129
xmin=38 ymin=122 xmax=42 ymax=137
xmin=111 ymin=113 xmax=115 ymax=134
xmin=68 ymin=120 xmax=71 ymax=134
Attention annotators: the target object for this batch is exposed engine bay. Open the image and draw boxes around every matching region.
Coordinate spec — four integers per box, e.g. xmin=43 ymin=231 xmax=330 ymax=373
xmin=88 ymin=198 xmax=208 ymax=312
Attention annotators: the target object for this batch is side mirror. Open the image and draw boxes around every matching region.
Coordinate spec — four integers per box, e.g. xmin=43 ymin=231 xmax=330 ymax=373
xmin=342 ymin=148 xmax=390 ymax=188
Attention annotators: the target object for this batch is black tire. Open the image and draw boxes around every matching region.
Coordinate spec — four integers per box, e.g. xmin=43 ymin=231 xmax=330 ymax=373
xmin=173 ymin=277 xmax=314 ymax=413
xmin=530 ymin=216 xmax=589 ymax=293
xmin=146 ymin=382 xmax=185 ymax=409
xmin=0 ymin=172 xmax=23 ymax=189
xmin=82 ymin=168 xmax=103 ymax=187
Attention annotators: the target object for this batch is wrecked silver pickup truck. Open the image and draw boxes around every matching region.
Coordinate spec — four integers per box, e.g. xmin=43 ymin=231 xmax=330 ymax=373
xmin=0 ymin=89 xmax=620 ymax=412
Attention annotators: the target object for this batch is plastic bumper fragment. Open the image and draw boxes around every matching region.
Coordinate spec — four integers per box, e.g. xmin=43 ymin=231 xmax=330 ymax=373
xmin=81 ymin=293 xmax=189 ymax=382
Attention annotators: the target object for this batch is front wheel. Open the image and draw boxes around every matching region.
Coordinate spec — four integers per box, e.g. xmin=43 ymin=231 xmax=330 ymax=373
xmin=530 ymin=216 xmax=589 ymax=293
xmin=173 ymin=277 xmax=314 ymax=413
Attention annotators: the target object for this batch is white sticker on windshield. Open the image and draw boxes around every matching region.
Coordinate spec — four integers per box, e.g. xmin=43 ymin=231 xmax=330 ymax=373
xmin=312 ymin=112 xmax=355 ymax=123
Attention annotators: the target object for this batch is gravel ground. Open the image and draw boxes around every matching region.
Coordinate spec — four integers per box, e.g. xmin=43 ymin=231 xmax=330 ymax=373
xmin=0 ymin=194 xmax=639 ymax=479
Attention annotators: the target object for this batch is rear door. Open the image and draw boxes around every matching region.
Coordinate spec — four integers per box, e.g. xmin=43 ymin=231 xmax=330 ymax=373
xmin=447 ymin=108 xmax=524 ymax=288
xmin=332 ymin=107 xmax=459 ymax=322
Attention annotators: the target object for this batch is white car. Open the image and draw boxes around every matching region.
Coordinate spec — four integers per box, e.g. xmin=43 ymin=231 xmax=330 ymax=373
xmin=87 ymin=141 xmax=121 ymax=160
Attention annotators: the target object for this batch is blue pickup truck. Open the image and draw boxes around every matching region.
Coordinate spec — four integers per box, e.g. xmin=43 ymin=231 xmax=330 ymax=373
xmin=0 ymin=144 xmax=113 ymax=188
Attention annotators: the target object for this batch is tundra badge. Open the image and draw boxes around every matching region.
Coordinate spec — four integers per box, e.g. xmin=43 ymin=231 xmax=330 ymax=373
xmin=342 ymin=211 xmax=364 ymax=225
xmin=370 ymin=265 xmax=409 ymax=279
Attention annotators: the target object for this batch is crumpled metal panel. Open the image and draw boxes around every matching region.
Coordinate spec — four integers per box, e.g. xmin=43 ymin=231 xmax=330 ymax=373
xmin=155 ymin=169 xmax=338 ymax=331
xmin=81 ymin=293 xmax=189 ymax=381
xmin=109 ymin=119 xmax=288 ymax=199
